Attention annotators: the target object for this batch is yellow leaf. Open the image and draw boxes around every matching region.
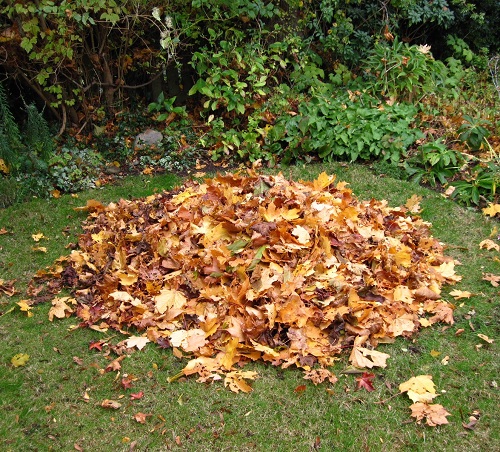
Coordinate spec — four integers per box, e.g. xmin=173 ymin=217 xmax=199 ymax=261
xmin=477 ymin=333 xmax=494 ymax=344
xmin=0 ymin=158 xmax=9 ymax=174
xmin=32 ymin=232 xmax=46 ymax=242
xmin=31 ymin=246 xmax=47 ymax=253
xmin=48 ymin=297 xmax=75 ymax=321
xmin=312 ymin=172 xmax=335 ymax=191
xmin=16 ymin=300 xmax=33 ymax=317
xmin=430 ymin=349 xmax=441 ymax=357
xmin=399 ymin=375 xmax=439 ymax=403
xmin=349 ymin=344 xmax=390 ymax=369
xmin=51 ymin=189 xmax=61 ymax=198
xmin=154 ymin=289 xmax=187 ymax=314
xmin=449 ymin=289 xmax=472 ymax=300
xmin=11 ymin=353 xmax=30 ymax=367
xmin=116 ymin=272 xmax=138 ymax=286
xmin=405 ymin=194 xmax=422 ymax=213
xmin=479 ymin=239 xmax=500 ymax=252
xmin=482 ymin=203 xmax=500 ymax=217
xmin=291 ymin=225 xmax=311 ymax=245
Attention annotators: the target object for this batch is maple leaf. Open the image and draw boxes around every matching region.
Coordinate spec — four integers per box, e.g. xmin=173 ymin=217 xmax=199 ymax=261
xmin=224 ymin=370 xmax=258 ymax=393
xmin=16 ymin=300 xmax=33 ymax=317
xmin=89 ymin=340 xmax=105 ymax=351
xmin=410 ymin=402 xmax=451 ymax=426
xmin=121 ymin=377 xmax=133 ymax=389
xmin=482 ymin=273 xmax=500 ymax=287
xmin=349 ymin=338 xmax=390 ymax=369
xmin=48 ymin=297 xmax=75 ymax=321
xmin=125 ymin=336 xmax=150 ymax=350
xmin=482 ymin=203 xmax=500 ymax=217
xmin=399 ymin=375 xmax=439 ymax=403
xmin=405 ymin=194 xmax=422 ymax=213
xmin=130 ymin=391 xmax=144 ymax=400
xmin=449 ymin=289 xmax=472 ymax=300
xmin=479 ymin=239 xmax=500 ymax=252
xmin=133 ymin=412 xmax=151 ymax=424
xmin=356 ymin=372 xmax=375 ymax=392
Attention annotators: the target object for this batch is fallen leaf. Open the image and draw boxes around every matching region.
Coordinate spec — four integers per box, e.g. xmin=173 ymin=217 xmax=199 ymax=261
xmin=32 ymin=232 xmax=47 ymax=242
xmin=356 ymin=372 xmax=375 ymax=392
xmin=100 ymin=399 xmax=122 ymax=409
xmin=482 ymin=273 xmax=500 ymax=287
xmin=482 ymin=203 xmax=500 ymax=217
xmin=479 ymin=239 xmax=500 ymax=252
xmin=294 ymin=384 xmax=307 ymax=393
xmin=0 ymin=279 xmax=17 ymax=296
xmin=130 ymin=391 xmax=144 ymax=400
xmin=410 ymin=402 xmax=451 ymax=426
xmin=133 ymin=412 xmax=151 ymax=423
xmin=449 ymin=289 xmax=472 ymax=300
xmin=477 ymin=333 xmax=494 ymax=344
xmin=399 ymin=375 xmax=439 ymax=403
xmin=16 ymin=300 xmax=33 ymax=317
xmin=125 ymin=336 xmax=150 ymax=350
xmin=48 ymin=297 xmax=75 ymax=321
xmin=11 ymin=353 xmax=30 ymax=367
xmin=405 ymin=194 xmax=422 ymax=213
xmin=31 ymin=246 xmax=47 ymax=253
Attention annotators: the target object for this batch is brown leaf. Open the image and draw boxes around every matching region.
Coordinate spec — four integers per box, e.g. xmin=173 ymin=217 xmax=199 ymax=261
xmin=101 ymin=399 xmax=122 ymax=409
xmin=410 ymin=402 xmax=451 ymax=426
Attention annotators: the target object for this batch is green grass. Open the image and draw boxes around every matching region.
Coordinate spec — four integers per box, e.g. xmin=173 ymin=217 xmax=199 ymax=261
xmin=1 ymin=163 xmax=498 ymax=451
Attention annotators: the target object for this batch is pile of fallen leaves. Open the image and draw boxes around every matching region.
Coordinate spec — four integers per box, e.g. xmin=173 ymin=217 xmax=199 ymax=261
xmin=35 ymin=171 xmax=461 ymax=392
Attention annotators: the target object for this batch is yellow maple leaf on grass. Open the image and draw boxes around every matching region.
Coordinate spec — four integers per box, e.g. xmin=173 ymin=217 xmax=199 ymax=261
xmin=479 ymin=239 xmax=500 ymax=252
xmin=224 ymin=370 xmax=259 ymax=393
xmin=399 ymin=375 xmax=439 ymax=403
xmin=482 ymin=203 xmax=500 ymax=217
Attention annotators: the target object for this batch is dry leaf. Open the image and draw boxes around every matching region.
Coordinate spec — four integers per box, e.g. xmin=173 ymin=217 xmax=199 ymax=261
xmin=479 ymin=239 xmax=500 ymax=252
xmin=410 ymin=402 xmax=451 ymax=426
xmin=399 ymin=375 xmax=439 ymax=403
xmin=477 ymin=333 xmax=494 ymax=344
xmin=125 ymin=336 xmax=150 ymax=350
xmin=449 ymin=289 xmax=472 ymax=300
xmin=101 ymin=399 xmax=122 ymax=409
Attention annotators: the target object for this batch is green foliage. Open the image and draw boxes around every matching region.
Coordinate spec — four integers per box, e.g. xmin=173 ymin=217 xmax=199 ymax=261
xmin=148 ymin=93 xmax=187 ymax=121
xmin=362 ymin=38 xmax=448 ymax=102
xmin=0 ymin=82 xmax=22 ymax=170
xmin=404 ymin=140 xmax=464 ymax=186
xmin=450 ymin=161 xmax=499 ymax=206
xmin=47 ymin=147 xmax=103 ymax=193
xmin=267 ymin=89 xmax=423 ymax=164
xmin=457 ymin=115 xmax=491 ymax=151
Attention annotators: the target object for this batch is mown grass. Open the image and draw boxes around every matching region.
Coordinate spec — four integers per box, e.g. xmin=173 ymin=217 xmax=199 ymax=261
xmin=0 ymin=163 xmax=498 ymax=451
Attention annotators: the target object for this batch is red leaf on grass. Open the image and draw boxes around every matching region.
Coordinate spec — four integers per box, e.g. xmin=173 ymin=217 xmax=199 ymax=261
xmin=130 ymin=391 xmax=144 ymax=400
xmin=356 ymin=372 xmax=375 ymax=392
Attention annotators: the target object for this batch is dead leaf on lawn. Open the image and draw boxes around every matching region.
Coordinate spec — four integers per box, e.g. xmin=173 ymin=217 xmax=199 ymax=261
xmin=101 ymin=399 xmax=122 ymax=409
xmin=410 ymin=402 xmax=451 ymax=426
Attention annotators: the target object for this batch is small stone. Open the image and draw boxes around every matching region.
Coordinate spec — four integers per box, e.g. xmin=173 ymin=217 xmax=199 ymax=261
xmin=134 ymin=129 xmax=163 ymax=150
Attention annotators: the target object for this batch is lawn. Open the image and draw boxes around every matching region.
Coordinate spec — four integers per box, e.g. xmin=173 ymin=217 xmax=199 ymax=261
xmin=0 ymin=163 xmax=498 ymax=451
